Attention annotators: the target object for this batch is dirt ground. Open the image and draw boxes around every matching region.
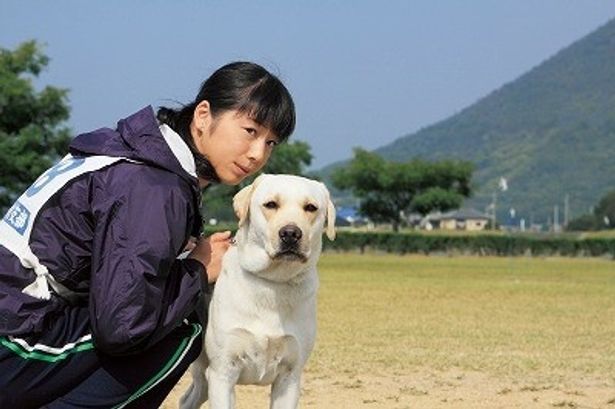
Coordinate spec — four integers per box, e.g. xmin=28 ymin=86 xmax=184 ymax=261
xmin=162 ymin=369 xmax=615 ymax=409
xmin=161 ymin=254 xmax=615 ymax=408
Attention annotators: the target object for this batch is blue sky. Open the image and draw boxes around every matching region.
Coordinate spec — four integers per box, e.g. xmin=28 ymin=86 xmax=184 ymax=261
xmin=2 ymin=1 xmax=615 ymax=168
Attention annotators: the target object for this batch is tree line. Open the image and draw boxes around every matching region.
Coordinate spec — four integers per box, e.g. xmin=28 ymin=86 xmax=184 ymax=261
xmin=8 ymin=41 xmax=611 ymax=232
xmin=0 ymin=40 xmax=71 ymax=210
xmin=1 ymin=40 xmax=477 ymax=230
xmin=567 ymin=190 xmax=615 ymax=231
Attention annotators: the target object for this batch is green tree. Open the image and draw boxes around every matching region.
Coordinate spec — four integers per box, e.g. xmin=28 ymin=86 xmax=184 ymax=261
xmin=332 ymin=148 xmax=473 ymax=231
xmin=567 ymin=189 xmax=615 ymax=231
xmin=262 ymin=140 xmax=312 ymax=175
xmin=566 ymin=214 xmax=598 ymax=231
xmin=0 ymin=40 xmax=71 ymax=211
xmin=594 ymin=189 xmax=615 ymax=229
xmin=202 ymin=140 xmax=313 ymax=222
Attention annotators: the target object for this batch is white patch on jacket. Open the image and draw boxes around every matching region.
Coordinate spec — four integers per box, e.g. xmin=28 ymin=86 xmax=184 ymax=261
xmin=180 ymin=174 xmax=336 ymax=409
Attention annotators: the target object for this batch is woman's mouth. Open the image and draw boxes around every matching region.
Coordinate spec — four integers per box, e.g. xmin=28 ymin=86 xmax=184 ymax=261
xmin=234 ymin=163 xmax=250 ymax=175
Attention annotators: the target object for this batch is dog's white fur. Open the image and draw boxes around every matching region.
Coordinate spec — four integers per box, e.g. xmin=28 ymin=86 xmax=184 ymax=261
xmin=180 ymin=174 xmax=336 ymax=409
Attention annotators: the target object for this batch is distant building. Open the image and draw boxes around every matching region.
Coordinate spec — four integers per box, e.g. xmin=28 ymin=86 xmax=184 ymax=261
xmin=336 ymin=207 xmax=369 ymax=227
xmin=409 ymin=208 xmax=490 ymax=231
xmin=436 ymin=208 xmax=490 ymax=231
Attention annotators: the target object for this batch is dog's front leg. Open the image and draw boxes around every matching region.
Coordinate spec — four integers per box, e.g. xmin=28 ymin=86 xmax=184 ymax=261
xmin=207 ymin=366 xmax=239 ymax=409
xmin=179 ymin=354 xmax=209 ymax=409
xmin=270 ymin=370 xmax=301 ymax=409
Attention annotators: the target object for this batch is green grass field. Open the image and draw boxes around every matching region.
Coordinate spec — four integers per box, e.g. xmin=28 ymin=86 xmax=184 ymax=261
xmin=165 ymin=253 xmax=615 ymax=408
xmin=310 ymin=253 xmax=615 ymax=380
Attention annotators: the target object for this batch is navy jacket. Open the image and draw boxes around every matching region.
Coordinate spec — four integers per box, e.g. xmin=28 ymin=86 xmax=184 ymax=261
xmin=0 ymin=107 xmax=208 ymax=355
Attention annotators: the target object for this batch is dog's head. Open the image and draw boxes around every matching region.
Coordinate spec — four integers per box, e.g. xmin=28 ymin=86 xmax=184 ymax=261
xmin=233 ymin=174 xmax=336 ymax=279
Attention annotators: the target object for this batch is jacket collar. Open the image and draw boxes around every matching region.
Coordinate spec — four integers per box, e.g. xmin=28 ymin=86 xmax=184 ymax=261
xmin=159 ymin=123 xmax=197 ymax=178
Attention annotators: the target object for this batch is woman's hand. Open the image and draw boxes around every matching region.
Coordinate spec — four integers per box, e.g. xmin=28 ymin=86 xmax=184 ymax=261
xmin=188 ymin=231 xmax=232 ymax=283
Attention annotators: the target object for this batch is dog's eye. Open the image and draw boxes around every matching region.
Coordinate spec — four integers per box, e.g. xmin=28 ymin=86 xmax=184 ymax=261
xmin=304 ymin=204 xmax=318 ymax=213
xmin=263 ymin=201 xmax=278 ymax=210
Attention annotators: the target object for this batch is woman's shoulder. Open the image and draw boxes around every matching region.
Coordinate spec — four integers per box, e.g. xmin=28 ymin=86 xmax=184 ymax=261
xmin=91 ymin=160 xmax=196 ymax=204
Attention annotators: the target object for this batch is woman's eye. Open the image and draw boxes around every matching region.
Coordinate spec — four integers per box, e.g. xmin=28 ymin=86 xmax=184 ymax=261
xmin=263 ymin=201 xmax=278 ymax=209
xmin=266 ymin=140 xmax=278 ymax=148
xmin=245 ymin=128 xmax=257 ymax=136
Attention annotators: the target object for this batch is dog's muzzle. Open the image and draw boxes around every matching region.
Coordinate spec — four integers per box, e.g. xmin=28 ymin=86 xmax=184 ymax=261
xmin=279 ymin=224 xmax=302 ymax=247
xmin=274 ymin=224 xmax=306 ymax=262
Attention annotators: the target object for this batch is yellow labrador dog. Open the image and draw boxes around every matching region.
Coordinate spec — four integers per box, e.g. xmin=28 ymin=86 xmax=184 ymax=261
xmin=180 ymin=174 xmax=336 ymax=409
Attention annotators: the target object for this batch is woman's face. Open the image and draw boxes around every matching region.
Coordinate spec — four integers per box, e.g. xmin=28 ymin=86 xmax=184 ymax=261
xmin=192 ymin=103 xmax=278 ymax=186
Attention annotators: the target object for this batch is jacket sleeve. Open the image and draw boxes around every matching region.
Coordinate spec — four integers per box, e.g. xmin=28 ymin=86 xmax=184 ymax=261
xmin=89 ymin=166 xmax=209 ymax=355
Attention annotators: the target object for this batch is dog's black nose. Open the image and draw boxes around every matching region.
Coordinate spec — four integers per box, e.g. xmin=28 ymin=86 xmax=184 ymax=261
xmin=279 ymin=225 xmax=302 ymax=245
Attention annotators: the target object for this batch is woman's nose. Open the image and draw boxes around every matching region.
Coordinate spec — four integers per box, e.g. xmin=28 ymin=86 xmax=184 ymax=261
xmin=247 ymin=138 xmax=267 ymax=164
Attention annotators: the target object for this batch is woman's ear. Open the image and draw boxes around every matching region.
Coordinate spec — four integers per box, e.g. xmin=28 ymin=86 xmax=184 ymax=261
xmin=193 ymin=100 xmax=211 ymax=132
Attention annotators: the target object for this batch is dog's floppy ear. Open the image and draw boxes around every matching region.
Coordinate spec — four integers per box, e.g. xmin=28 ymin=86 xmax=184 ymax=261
xmin=320 ymin=182 xmax=337 ymax=240
xmin=233 ymin=174 xmax=264 ymax=227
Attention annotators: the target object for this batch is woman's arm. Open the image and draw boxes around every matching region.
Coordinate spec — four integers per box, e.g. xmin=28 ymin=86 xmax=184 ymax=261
xmin=88 ymin=165 xmax=207 ymax=355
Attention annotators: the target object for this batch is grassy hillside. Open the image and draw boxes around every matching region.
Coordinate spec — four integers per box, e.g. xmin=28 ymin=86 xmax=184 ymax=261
xmin=323 ymin=19 xmax=615 ymax=225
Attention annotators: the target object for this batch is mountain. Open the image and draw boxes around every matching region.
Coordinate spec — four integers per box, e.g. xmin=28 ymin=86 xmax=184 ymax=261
xmin=327 ymin=19 xmax=615 ymax=225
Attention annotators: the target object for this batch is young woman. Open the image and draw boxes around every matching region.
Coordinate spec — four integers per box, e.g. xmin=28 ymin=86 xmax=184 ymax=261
xmin=0 ymin=61 xmax=295 ymax=408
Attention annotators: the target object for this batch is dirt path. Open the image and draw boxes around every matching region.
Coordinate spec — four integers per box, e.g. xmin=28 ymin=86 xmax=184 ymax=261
xmin=161 ymin=255 xmax=615 ymax=408
xmin=162 ymin=369 xmax=615 ymax=409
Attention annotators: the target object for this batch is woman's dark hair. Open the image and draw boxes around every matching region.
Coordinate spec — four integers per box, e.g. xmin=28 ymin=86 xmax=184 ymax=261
xmin=157 ymin=62 xmax=296 ymax=182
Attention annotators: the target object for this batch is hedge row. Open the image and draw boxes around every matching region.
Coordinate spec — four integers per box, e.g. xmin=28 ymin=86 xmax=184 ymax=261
xmin=322 ymin=231 xmax=615 ymax=258
xmin=202 ymin=226 xmax=615 ymax=257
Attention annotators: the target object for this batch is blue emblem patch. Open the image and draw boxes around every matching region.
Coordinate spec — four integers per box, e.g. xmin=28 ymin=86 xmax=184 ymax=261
xmin=3 ymin=201 xmax=31 ymax=235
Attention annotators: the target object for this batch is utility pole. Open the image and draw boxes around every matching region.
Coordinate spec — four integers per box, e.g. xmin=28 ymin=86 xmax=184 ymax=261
xmin=564 ymin=194 xmax=570 ymax=228
xmin=491 ymin=192 xmax=497 ymax=230
xmin=554 ymin=205 xmax=559 ymax=233
xmin=490 ymin=177 xmax=508 ymax=231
